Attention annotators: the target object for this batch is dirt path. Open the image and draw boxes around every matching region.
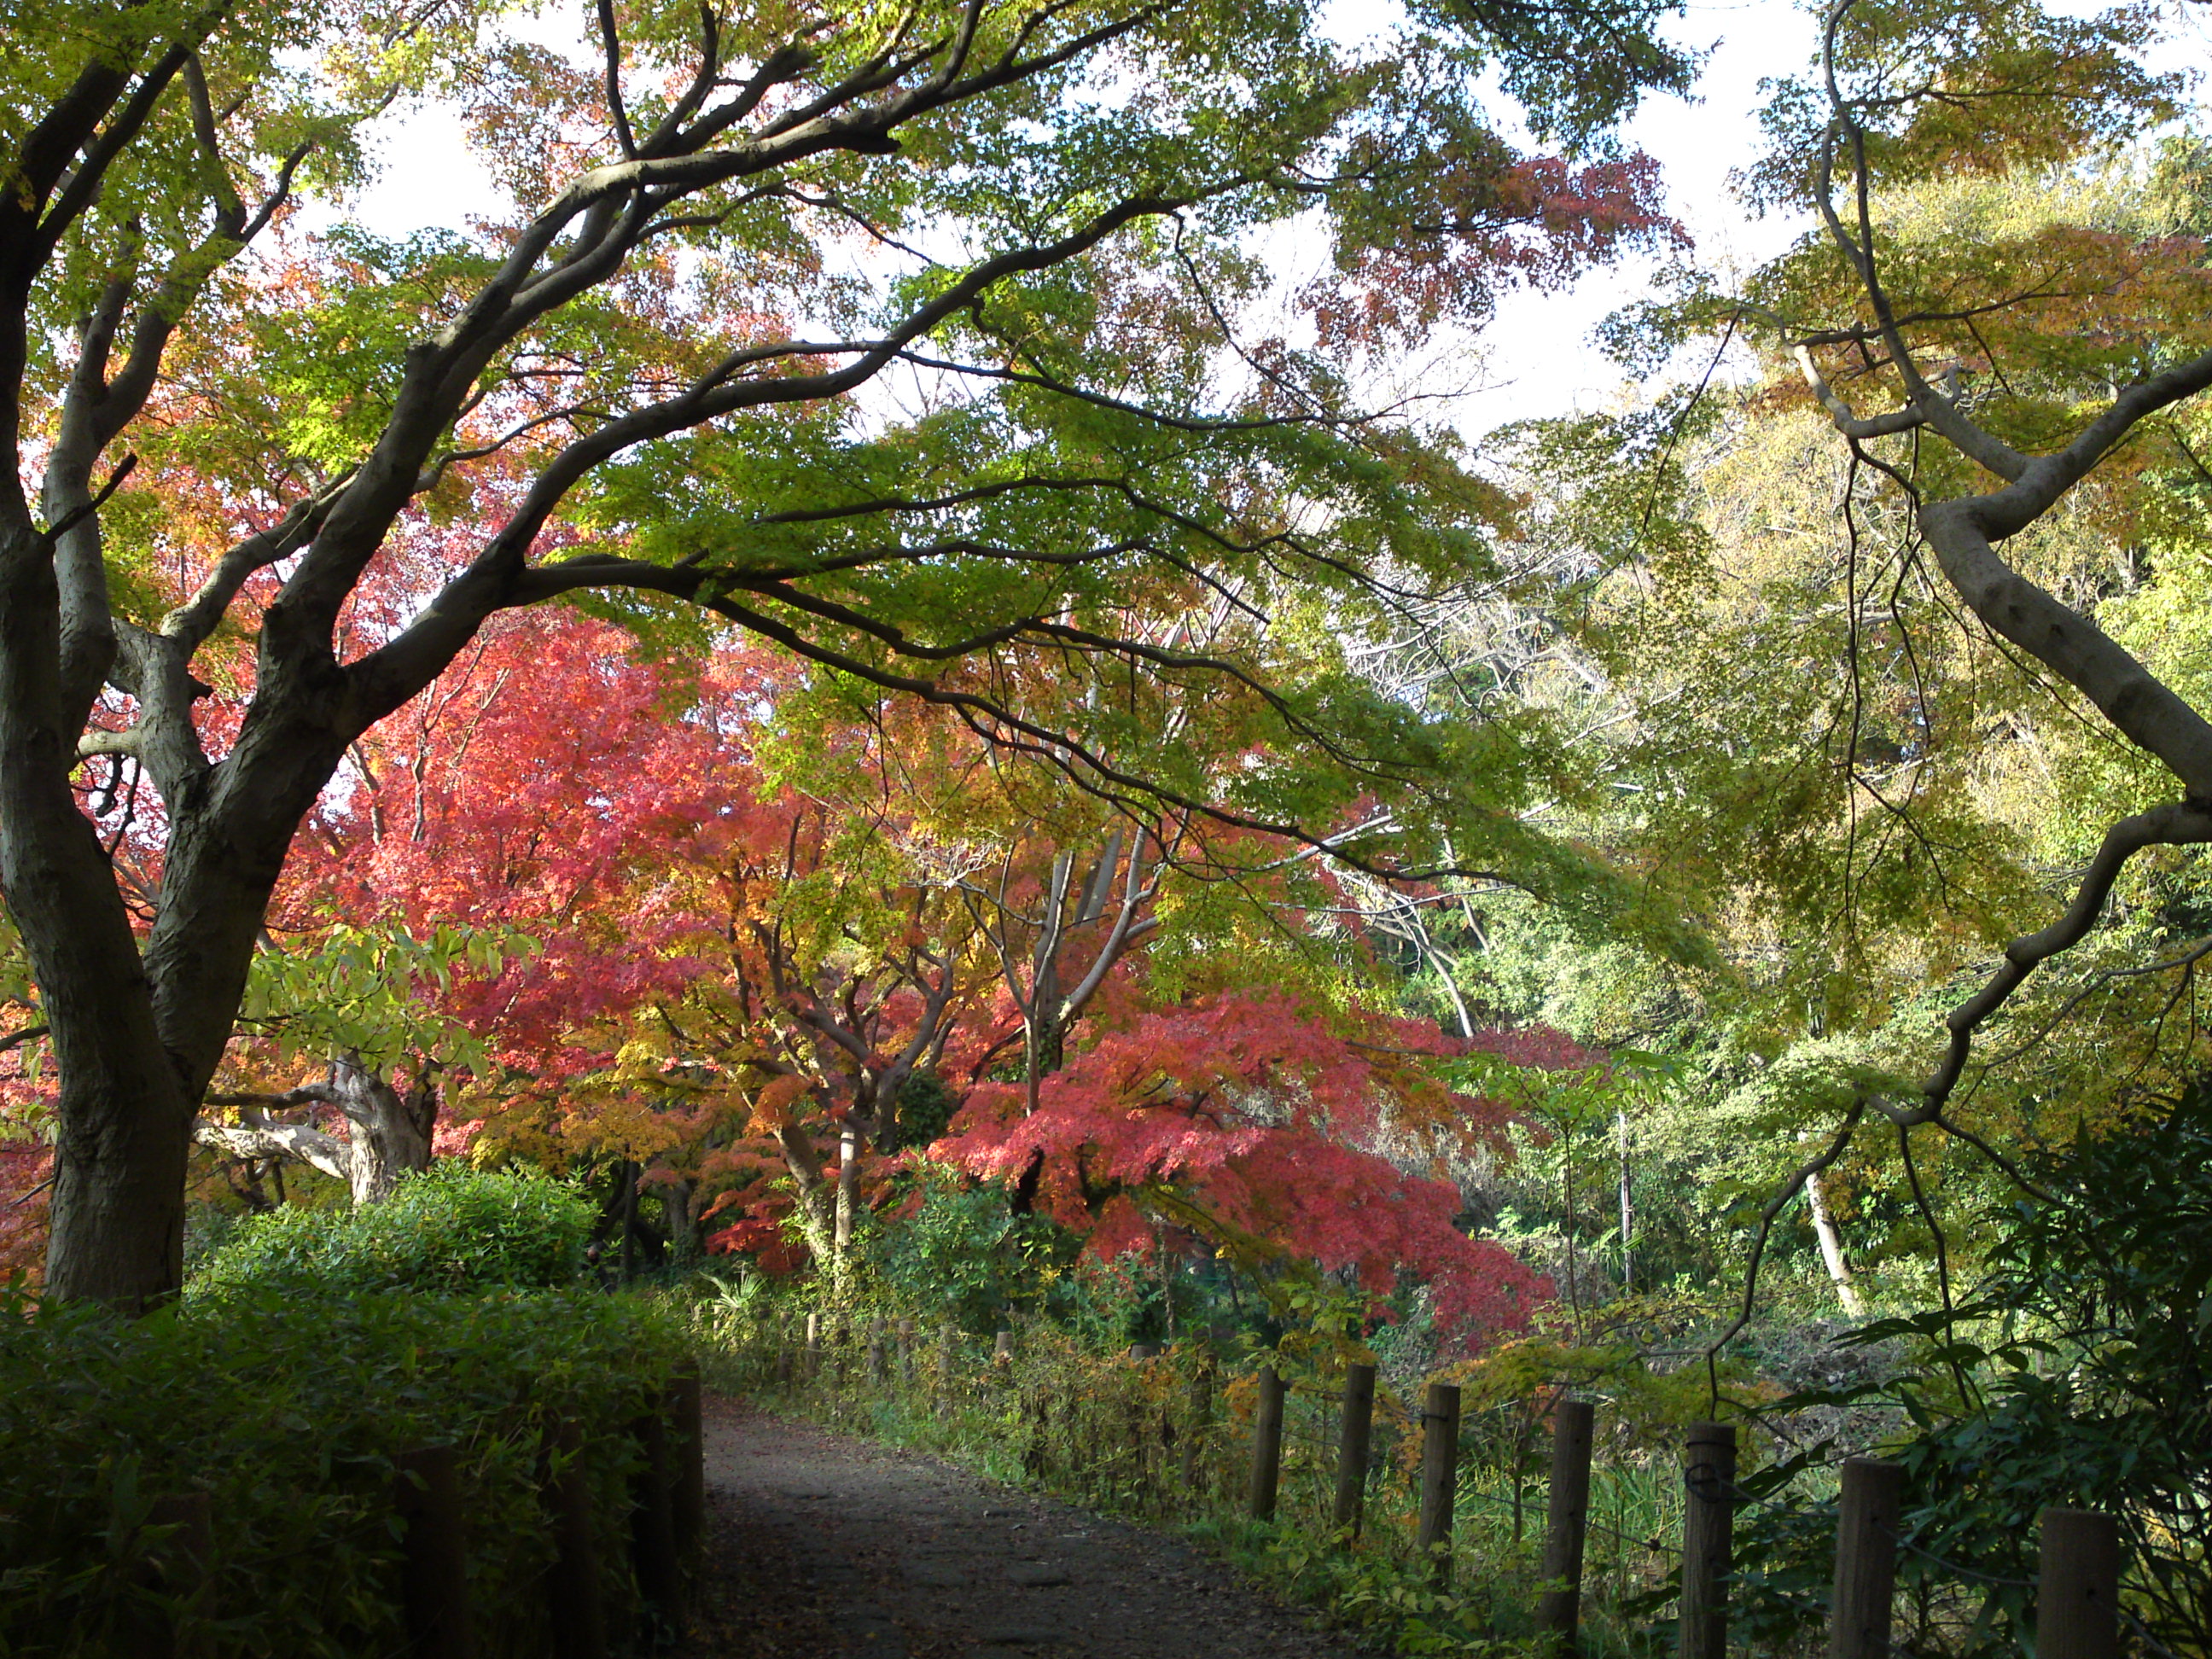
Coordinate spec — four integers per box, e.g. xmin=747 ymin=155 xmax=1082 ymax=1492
xmin=680 ymin=1397 xmax=1371 ymax=1659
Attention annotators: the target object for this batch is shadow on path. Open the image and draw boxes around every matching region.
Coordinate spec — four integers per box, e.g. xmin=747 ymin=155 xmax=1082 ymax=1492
xmin=678 ymin=1397 xmax=1369 ymax=1659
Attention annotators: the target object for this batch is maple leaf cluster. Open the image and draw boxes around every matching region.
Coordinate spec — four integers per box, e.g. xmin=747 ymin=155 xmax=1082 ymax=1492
xmin=932 ymin=989 xmax=1559 ymax=1351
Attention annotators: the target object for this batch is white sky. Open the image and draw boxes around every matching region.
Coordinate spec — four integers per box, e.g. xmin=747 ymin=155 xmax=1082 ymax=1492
xmin=1448 ymin=0 xmax=1820 ymax=431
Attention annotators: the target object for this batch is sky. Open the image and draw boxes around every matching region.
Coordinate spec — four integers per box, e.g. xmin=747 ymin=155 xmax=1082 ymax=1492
xmin=1448 ymin=0 xmax=1822 ymax=432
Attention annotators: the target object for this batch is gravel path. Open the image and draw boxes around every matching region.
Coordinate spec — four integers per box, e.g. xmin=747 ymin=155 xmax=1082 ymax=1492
xmin=679 ymin=1397 xmax=1370 ymax=1659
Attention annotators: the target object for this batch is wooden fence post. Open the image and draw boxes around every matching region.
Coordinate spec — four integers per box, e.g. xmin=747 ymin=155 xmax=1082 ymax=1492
xmin=1249 ymin=1365 xmax=1285 ymax=1520
xmin=1331 ymin=1362 xmax=1377 ymax=1536
xmin=802 ymin=1312 xmax=821 ymax=1382
xmin=1677 ymin=1422 xmax=1735 ymax=1659
xmin=867 ymin=1327 xmax=888 ymax=1385
xmin=541 ymin=1420 xmax=608 ymax=1659
xmin=630 ymin=1410 xmax=682 ymax=1629
xmin=1538 ymin=1396 xmax=1596 ymax=1649
xmin=993 ymin=1329 xmax=1015 ymax=1366
xmin=2039 ymin=1508 xmax=2119 ymax=1659
xmin=669 ymin=1363 xmax=706 ymax=1570
xmin=1121 ymin=1357 xmax=1150 ymax=1493
xmin=140 ymin=1491 xmax=212 ymax=1659
xmin=1829 ymin=1458 xmax=1903 ymax=1659
xmin=393 ymin=1445 xmax=474 ymax=1659
xmin=897 ymin=1318 xmax=916 ymax=1388
xmin=934 ymin=1321 xmax=957 ymax=1415
xmin=1417 ymin=1382 xmax=1462 ymax=1584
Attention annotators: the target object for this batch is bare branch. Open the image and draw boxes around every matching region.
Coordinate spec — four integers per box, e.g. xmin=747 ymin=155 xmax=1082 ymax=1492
xmin=632 ymin=2 xmax=731 ymax=154
xmin=1920 ymin=500 xmax=2212 ymax=797
xmin=203 ymin=1086 xmax=343 ymax=1108
xmin=179 ymin=53 xmax=247 ymax=233
xmin=1917 ymin=800 xmax=2212 ymax=1115
xmin=161 ymin=480 xmax=349 ymax=650
xmin=193 ymin=1103 xmax=352 ymax=1185
xmin=38 ymin=453 xmax=137 ymax=547
xmin=596 ymin=0 xmax=638 ymax=159
xmin=25 ymin=43 xmax=196 ymax=272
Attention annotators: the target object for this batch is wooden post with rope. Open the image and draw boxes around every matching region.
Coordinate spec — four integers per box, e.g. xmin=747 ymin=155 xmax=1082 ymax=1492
xmin=2038 ymin=1508 xmax=2119 ymax=1659
xmin=1331 ymin=1363 xmax=1377 ymax=1536
xmin=1828 ymin=1458 xmax=1902 ymax=1659
xmin=1417 ymin=1382 xmax=1462 ymax=1584
xmin=1248 ymin=1366 xmax=1284 ymax=1520
xmin=1677 ymin=1422 xmax=1736 ymax=1659
xmin=393 ymin=1446 xmax=474 ymax=1659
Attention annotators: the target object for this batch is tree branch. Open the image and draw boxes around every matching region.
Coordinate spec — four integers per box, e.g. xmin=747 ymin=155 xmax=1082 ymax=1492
xmin=192 ymin=1107 xmax=353 ymax=1185
xmin=1701 ymin=1103 xmax=1865 ymax=1409
xmin=1916 ymin=800 xmax=2212 ymax=1115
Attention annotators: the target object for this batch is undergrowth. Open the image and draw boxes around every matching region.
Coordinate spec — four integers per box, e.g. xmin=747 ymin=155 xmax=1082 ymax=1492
xmin=189 ymin=1163 xmax=594 ymax=1295
xmin=1 ymin=1169 xmax=684 ymax=1658
xmin=0 ymin=1283 xmax=685 ymax=1657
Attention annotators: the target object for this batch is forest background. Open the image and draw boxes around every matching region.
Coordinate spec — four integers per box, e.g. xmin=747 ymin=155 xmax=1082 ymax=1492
xmin=5 ymin=0 xmax=2212 ymax=1650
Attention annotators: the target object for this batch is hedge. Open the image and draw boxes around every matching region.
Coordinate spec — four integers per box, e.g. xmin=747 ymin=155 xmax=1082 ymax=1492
xmin=0 ymin=1284 xmax=685 ymax=1656
xmin=188 ymin=1164 xmax=595 ymax=1295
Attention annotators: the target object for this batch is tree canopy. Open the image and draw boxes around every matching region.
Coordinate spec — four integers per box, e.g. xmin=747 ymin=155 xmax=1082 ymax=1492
xmin=0 ymin=0 xmax=1697 ymax=1302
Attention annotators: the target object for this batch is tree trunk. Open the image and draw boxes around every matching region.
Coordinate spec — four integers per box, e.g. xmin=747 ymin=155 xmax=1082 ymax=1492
xmin=655 ymin=1174 xmax=699 ymax=1264
xmin=832 ymin=1122 xmax=859 ymax=1266
xmin=771 ymin=1122 xmax=840 ymax=1271
xmin=1616 ymin=1108 xmax=1633 ymax=1295
xmin=329 ymin=1056 xmax=436 ymax=1205
xmin=0 ymin=523 xmax=195 ymax=1308
xmin=1807 ymin=1169 xmax=1867 ymax=1318
xmin=3 ymin=547 xmax=346 ymax=1303
xmin=195 ymin=1056 xmax=436 ymax=1205
xmin=620 ymin=1160 xmax=639 ymax=1283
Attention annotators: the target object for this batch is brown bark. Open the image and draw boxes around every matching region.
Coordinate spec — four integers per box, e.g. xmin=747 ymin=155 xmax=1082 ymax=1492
xmin=329 ymin=1055 xmax=438 ymax=1205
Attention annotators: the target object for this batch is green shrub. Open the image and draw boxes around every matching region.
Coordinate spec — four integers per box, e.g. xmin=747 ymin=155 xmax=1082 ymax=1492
xmin=863 ymin=1165 xmax=1086 ymax=1333
xmin=190 ymin=1162 xmax=592 ymax=1295
xmin=0 ymin=1284 xmax=684 ymax=1657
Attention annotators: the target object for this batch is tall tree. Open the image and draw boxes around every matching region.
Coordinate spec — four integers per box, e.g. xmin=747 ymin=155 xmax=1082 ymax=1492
xmin=2 ymin=0 xmax=1691 ymax=1304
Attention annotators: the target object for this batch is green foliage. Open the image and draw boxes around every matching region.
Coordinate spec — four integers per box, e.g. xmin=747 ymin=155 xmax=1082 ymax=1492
xmin=239 ymin=919 xmax=537 ymax=1076
xmin=1727 ymin=1093 xmax=2212 ymax=1653
xmin=191 ymin=1163 xmax=592 ymax=1295
xmin=0 ymin=1283 xmax=684 ymax=1656
xmin=886 ymin=1070 xmax=960 ymax=1152
xmin=1747 ymin=0 xmax=2181 ymax=212
xmin=864 ymin=1165 xmax=1084 ymax=1335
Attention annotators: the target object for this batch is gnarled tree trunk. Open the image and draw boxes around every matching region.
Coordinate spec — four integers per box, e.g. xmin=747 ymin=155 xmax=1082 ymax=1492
xmin=194 ymin=1055 xmax=438 ymax=1208
xmin=328 ymin=1056 xmax=437 ymax=1205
